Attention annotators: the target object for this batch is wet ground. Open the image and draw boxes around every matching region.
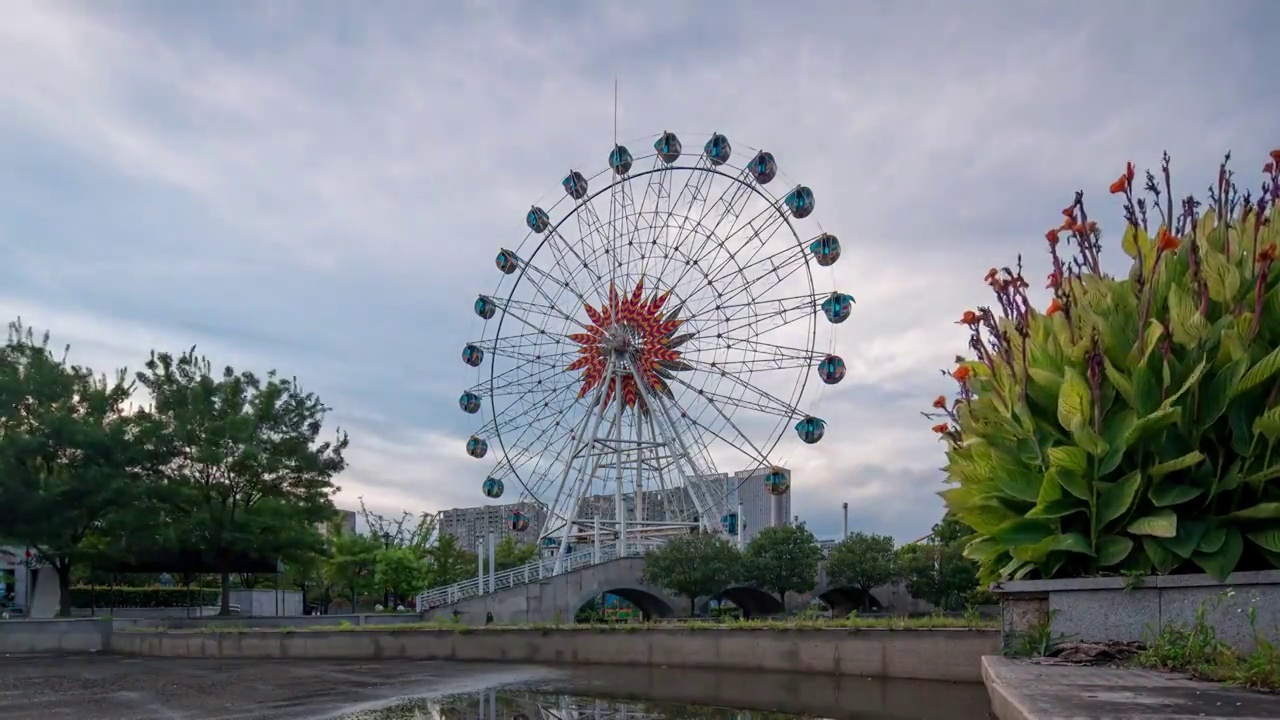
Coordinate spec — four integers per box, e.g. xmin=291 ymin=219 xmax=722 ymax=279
xmin=0 ymin=654 xmax=992 ymax=719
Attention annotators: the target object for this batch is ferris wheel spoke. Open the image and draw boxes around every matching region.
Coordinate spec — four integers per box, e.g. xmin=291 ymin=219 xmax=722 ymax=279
xmin=710 ymin=293 xmax=826 ymax=339
xmin=666 ymin=379 xmax=778 ymax=468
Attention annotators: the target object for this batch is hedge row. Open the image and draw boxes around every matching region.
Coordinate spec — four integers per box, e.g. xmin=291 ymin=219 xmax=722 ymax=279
xmin=69 ymin=586 xmax=221 ymax=608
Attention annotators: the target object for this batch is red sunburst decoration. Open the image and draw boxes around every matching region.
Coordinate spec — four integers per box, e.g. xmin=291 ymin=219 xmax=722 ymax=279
xmin=565 ymin=280 xmax=687 ymax=409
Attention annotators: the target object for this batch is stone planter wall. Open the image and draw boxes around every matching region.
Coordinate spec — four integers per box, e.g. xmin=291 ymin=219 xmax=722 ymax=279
xmin=992 ymin=569 xmax=1280 ymax=653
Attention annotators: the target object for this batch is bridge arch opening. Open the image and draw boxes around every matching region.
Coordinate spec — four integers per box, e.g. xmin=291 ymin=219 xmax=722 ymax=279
xmin=709 ymin=586 xmax=785 ymax=619
xmin=575 ymin=588 xmax=675 ymax=622
xmin=818 ymin=587 xmax=883 ymax=618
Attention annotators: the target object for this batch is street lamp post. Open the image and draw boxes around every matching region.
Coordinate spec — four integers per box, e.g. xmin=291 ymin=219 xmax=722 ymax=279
xmin=381 ymin=532 xmax=391 ymax=609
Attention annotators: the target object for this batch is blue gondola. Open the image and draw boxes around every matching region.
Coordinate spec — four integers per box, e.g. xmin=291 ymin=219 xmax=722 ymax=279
xmin=562 ymin=170 xmax=588 ymax=200
xmin=654 ymin=131 xmax=682 ymax=164
xmin=821 ymin=292 xmax=854 ymax=324
xmin=459 ymin=391 xmax=482 ymax=413
xmin=509 ymin=510 xmax=529 ymax=532
xmin=482 ymin=477 xmax=504 ymax=499
xmin=474 ymin=296 xmax=497 ymax=320
xmin=764 ymin=467 xmax=791 ymax=496
xmin=462 ymin=344 xmax=484 ymax=367
xmin=750 ymin=151 xmax=777 ymax=184
xmin=785 ymin=186 xmax=815 ymax=219
xmin=609 ymin=145 xmax=633 ymax=175
xmin=495 ymin=248 xmax=519 ymax=274
xmin=466 ymin=435 xmax=488 ymax=459
xmin=526 ymin=206 xmax=550 ymax=233
xmin=817 ymin=355 xmax=846 ymax=385
xmin=703 ymin=133 xmax=732 ymax=166
xmin=795 ymin=417 xmax=826 ymax=444
xmin=809 ymin=234 xmax=841 ymax=267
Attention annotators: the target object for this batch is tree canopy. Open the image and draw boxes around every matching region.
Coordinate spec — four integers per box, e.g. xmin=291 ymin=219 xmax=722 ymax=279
xmin=896 ymin=515 xmax=985 ymax=611
xmin=739 ymin=523 xmax=822 ymax=606
xmin=132 ymin=349 xmax=348 ymax=614
xmin=825 ymin=531 xmax=897 ymax=611
xmin=642 ymin=531 xmax=740 ymax=616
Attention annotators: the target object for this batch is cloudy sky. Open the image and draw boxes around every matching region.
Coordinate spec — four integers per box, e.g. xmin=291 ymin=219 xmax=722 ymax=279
xmin=1 ymin=0 xmax=1276 ymax=543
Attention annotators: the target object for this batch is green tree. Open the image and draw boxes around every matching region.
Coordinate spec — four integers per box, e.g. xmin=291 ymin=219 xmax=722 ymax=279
xmin=0 ymin=321 xmax=150 ymax=616
xmin=825 ymin=531 xmax=897 ymax=611
xmin=493 ymin=535 xmax=539 ymax=571
xmin=357 ymin=497 xmax=438 ymax=556
xmin=896 ymin=516 xmax=985 ymax=611
xmin=642 ymin=531 xmax=740 ymax=616
xmin=423 ymin=533 xmax=475 ymax=588
xmin=134 ymin=349 xmax=348 ymax=614
xmin=928 ymin=151 xmax=1280 ymax=583
xmin=325 ymin=527 xmax=380 ymax=611
xmin=375 ymin=546 xmax=430 ymax=607
xmin=740 ymin=523 xmax=822 ymax=608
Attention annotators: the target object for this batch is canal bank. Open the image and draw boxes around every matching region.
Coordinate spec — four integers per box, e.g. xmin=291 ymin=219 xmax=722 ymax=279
xmin=109 ymin=626 xmax=995 ymax=682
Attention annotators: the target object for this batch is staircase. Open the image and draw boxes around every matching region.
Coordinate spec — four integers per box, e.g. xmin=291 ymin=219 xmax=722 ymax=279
xmin=416 ymin=540 xmax=658 ymax=611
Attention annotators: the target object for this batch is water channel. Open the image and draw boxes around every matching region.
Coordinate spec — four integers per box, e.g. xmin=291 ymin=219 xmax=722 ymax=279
xmin=0 ymin=656 xmax=993 ymax=719
xmin=336 ymin=665 xmax=992 ymax=720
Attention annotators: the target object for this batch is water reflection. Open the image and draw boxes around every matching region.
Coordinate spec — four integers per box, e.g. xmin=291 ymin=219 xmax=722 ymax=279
xmin=337 ymin=666 xmax=990 ymax=720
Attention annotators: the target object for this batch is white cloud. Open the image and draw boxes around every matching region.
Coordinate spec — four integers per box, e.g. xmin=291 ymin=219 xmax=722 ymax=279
xmin=2 ymin=0 xmax=1276 ymax=543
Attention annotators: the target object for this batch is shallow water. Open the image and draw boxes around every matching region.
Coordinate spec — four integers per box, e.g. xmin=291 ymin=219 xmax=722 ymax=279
xmin=338 ymin=665 xmax=992 ymax=720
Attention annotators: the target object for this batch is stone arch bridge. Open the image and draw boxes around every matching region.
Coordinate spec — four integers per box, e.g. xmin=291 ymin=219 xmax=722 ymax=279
xmin=420 ymin=555 xmax=929 ymax=626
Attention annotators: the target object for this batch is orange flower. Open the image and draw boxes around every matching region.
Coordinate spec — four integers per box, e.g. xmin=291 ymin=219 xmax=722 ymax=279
xmin=931 ymin=423 xmax=951 ymax=434
xmin=1156 ymin=227 xmax=1180 ymax=253
xmin=1271 ymin=149 xmax=1280 ymax=163
xmin=1086 ymin=220 xmax=1098 ymax=233
xmin=958 ymin=310 xmax=980 ymax=326
xmin=1046 ymin=271 xmax=1061 ymax=289
xmin=1109 ymin=175 xmax=1129 ymax=194
xmin=932 ymin=395 xmax=947 ymax=409
xmin=1259 ymin=244 xmax=1278 ymax=265
xmin=1061 ymin=206 xmax=1076 ymax=219
xmin=1267 ymin=162 xmax=1276 ymax=174
xmin=984 ymin=268 xmax=998 ymax=283
xmin=952 ymin=365 xmax=972 ymax=383
xmin=1047 ymin=298 xmax=1064 ymax=316
xmin=1045 ymin=229 xmax=1060 ymax=247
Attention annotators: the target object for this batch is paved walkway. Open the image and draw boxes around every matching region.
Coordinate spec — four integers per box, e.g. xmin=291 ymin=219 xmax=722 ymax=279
xmin=983 ymin=655 xmax=1280 ymax=719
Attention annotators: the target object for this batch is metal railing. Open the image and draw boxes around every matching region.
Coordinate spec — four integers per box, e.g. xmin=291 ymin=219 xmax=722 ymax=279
xmin=417 ymin=540 xmax=660 ymax=611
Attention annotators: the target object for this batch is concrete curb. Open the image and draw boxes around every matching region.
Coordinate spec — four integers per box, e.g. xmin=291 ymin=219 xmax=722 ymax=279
xmin=982 ymin=656 xmax=1033 ymax=720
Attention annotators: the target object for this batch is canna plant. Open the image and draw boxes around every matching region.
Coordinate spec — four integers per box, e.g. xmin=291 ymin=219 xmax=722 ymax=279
xmin=928 ymin=149 xmax=1280 ymax=584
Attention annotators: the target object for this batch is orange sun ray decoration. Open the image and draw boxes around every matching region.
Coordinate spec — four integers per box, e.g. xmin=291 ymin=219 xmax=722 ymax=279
xmin=567 ymin=280 xmax=686 ymax=410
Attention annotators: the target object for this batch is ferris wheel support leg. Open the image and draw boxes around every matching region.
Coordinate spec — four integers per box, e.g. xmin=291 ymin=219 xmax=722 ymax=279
xmin=612 ymin=369 xmax=626 ymax=559
xmin=645 ymin=411 xmax=677 ymax=522
xmin=626 ymin=358 xmax=718 ymax=533
xmin=634 ymin=404 xmax=645 ymax=531
xmin=541 ymin=391 xmax=600 ymax=547
xmin=553 ymin=360 xmax=615 ymax=575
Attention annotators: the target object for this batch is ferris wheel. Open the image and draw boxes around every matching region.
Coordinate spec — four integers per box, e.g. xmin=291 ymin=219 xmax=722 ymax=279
xmin=459 ymin=130 xmax=851 ymax=570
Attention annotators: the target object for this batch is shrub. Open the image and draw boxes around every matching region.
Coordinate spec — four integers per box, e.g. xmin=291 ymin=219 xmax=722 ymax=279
xmin=928 ymin=150 xmax=1280 ymax=583
xmin=69 ymin=585 xmax=220 ymax=608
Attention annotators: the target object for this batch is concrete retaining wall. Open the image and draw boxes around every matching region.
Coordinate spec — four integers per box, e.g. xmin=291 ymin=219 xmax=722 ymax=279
xmin=0 ymin=618 xmax=111 ymax=653
xmin=107 ymin=628 xmax=998 ymax=682
xmin=994 ymin=569 xmax=1280 ymax=653
xmin=111 ymin=613 xmax=423 ymax=631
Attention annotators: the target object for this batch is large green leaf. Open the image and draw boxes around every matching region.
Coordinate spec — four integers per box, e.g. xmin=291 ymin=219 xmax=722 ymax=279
xmin=1203 ymin=246 xmax=1242 ymax=303
xmin=1057 ymin=367 xmax=1092 ymax=434
xmin=1010 ymin=532 xmax=1095 ymax=563
xmin=1168 ymin=285 xmax=1210 ymax=347
xmin=1246 ymin=529 xmax=1280 ymax=553
xmin=1027 ymin=468 xmax=1085 ymax=519
xmin=952 ymin=501 xmax=1018 ymax=534
xmin=1198 ymin=526 xmax=1227 ymax=554
xmin=1255 ymin=406 xmax=1280 ymax=442
xmin=1199 ymin=358 xmax=1247 ymax=431
xmin=991 ymin=518 xmax=1056 ymax=546
xmin=1220 ymin=503 xmax=1280 ymax=523
xmin=1150 ymin=451 xmax=1206 ymax=479
xmin=1047 ymin=446 xmax=1089 ymax=475
xmin=1142 ymin=536 xmax=1184 ymax=574
xmin=1132 ymin=364 xmax=1161 ymax=416
xmin=1148 ymin=482 xmax=1204 ymax=507
xmin=1097 ymin=470 xmax=1142 ymax=528
xmin=1159 ymin=519 xmax=1207 ymax=559
xmin=1128 ymin=510 xmax=1178 ymax=538
xmin=1050 ymin=466 xmax=1091 ymax=502
xmin=1233 ymin=344 xmax=1280 ymax=398
xmin=1125 ymin=407 xmax=1178 ymax=446
xmin=1244 ymin=462 xmax=1280 ymax=487
xmin=1192 ymin=528 xmax=1243 ymax=581
xmin=1097 ymin=534 xmax=1134 ymax=567
xmin=962 ymin=536 xmax=1003 ymax=562
xmin=1161 ymin=358 xmax=1208 ymax=410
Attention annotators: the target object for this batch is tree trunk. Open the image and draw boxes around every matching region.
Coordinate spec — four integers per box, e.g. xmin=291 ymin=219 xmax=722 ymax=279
xmin=778 ymin=589 xmax=787 ymax=613
xmin=56 ymin=563 xmax=73 ymax=618
xmin=689 ymin=596 xmax=696 ymax=618
xmin=219 ymin=572 xmax=232 ymax=615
